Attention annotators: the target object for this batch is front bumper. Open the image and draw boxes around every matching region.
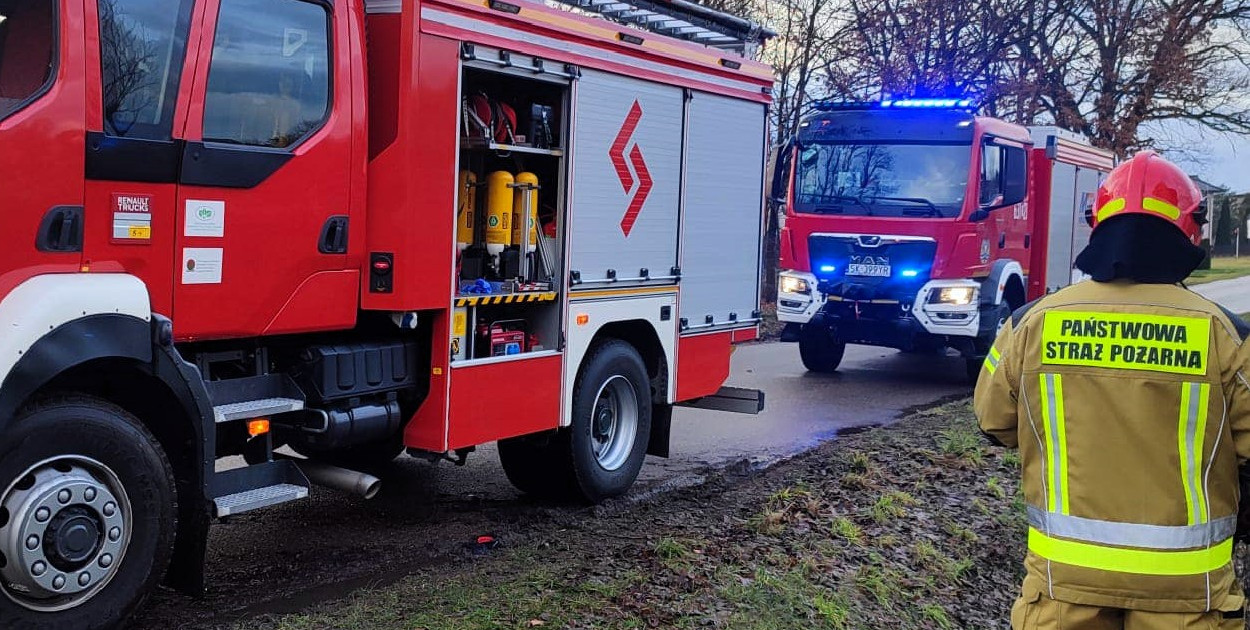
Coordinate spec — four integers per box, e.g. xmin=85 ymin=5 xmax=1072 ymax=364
xmin=779 ymin=272 xmax=985 ymax=343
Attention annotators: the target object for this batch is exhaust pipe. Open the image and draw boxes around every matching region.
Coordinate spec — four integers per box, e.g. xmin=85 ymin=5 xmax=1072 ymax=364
xmin=290 ymin=458 xmax=382 ymax=500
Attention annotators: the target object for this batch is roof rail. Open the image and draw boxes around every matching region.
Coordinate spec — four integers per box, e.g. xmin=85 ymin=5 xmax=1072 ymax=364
xmin=548 ymin=0 xmax=775 ymax=55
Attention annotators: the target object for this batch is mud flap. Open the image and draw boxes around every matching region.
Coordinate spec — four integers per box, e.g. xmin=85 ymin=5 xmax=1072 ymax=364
xmin=647 ymin=403 xmax=672 ymax=458
xmin=164 ymin=497 xmax=211 ymax=596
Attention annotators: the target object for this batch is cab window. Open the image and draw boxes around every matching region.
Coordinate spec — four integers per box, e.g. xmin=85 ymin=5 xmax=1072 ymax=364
xmin=980 ymin=143 xmax=1004 ymax=205
xmin=99 ymin=0 xmax=195 ymax=139
xmin=0 ymin=0 xmax=57 ymax=121
xmin=202 ymin=0 xmax=331 ymax=149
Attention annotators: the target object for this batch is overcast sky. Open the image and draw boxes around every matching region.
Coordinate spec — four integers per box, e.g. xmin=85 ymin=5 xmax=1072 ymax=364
xmin=1153 ymin=122 xmax=1249 ymax=194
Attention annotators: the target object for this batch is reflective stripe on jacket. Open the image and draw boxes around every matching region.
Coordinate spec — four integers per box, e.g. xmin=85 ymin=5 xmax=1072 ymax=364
xmin=974 ymin=280 xmax=1250 ymax=613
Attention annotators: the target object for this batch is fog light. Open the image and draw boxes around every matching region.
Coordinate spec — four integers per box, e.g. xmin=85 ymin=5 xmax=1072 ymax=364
xmin=780 ymin=275 xmax=811 ymax=295
xmin=931 ymin=287 xmax=976 ymax=306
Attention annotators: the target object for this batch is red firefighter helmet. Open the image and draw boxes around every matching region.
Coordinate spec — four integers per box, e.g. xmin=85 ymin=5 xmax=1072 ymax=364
xmin=1090 ymin=151 xmax=1205 ymax=244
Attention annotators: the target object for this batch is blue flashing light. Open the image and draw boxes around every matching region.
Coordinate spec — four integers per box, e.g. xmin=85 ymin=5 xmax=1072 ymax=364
xmin=811 ymin=97 xmax=978 ymax=112
xmin=883 ymin=97 xmax=975 ymax=109
xmin=900 ymin=269 xmax=919 ymax=278
xmin=819 ymin=264 xmax=837 ymax=273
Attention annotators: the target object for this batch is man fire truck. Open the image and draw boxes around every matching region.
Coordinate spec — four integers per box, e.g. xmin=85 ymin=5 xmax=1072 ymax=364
xmin=0 ymin=0 xmax=772 ymax=626
xmin=773 ymin=100 xmax=1115 ymax=379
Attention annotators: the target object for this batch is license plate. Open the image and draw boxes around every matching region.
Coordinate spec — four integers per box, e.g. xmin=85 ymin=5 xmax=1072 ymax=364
xmin=846 ymin=263 xmax=891 ymax=277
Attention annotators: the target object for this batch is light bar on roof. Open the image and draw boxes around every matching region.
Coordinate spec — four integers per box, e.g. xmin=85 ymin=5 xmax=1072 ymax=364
xmin=881 ymin=98 xmax=975 ymax=109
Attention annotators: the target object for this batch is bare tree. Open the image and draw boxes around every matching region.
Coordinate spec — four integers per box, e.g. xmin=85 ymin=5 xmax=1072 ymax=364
xmin=1019 ymin=0 xmax=1250 ymax=156
xmin=826 ymin=0 xmax=1026 ymax=107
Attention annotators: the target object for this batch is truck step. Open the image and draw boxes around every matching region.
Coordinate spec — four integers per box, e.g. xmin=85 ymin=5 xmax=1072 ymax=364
xmin=213 ymin=397 xmax=304 ymax=423
xmin=213 ymin=483 xmax=309 ymax=517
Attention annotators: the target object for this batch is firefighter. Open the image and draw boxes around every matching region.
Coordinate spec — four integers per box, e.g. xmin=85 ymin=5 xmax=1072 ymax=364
xmin=974 ymin=151 xmax=1250 ymax=629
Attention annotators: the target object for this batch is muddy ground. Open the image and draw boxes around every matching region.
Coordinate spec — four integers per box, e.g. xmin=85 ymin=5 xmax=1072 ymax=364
xmin=141 ymin=399 xmax=1034 ymax=630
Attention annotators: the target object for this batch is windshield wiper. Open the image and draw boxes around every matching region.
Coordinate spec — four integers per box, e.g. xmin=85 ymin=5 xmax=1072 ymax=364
xmin=829 ymin=195 xmax=874 ymax=215
xmin=872 ymin=196 xmax=943 ymax=218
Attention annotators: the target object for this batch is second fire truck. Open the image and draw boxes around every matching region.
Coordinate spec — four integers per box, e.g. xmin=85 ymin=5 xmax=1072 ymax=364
xmin=773 ymin=100 xmax=1115 ymax=378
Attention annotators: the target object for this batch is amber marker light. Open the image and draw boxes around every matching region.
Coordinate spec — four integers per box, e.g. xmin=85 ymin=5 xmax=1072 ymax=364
xmin=248 ymin=419 xmax=271 ymax=438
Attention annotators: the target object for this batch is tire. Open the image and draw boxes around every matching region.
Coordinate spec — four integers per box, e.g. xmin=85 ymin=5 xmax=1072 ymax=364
xmin=500 ymin=340 xmax=652 ymax=503
xmin=497 ymin=434 xmax=566 ymax=498
xmin=799 ymin=325 xmax=846 ymax=373
xmin=0 ymin=396 xmax=176 ymax=630
xmin=967 ymin=302 xmax=1012 ymax=384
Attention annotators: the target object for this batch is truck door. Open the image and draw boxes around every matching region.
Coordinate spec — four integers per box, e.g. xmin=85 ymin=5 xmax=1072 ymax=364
xmin=82 ymin=0 xmax=198 ymax=317
xmin=0 ymin=0 xmax=86 ymax=280
xmin=173 ymin=0 xmax=359 ymax=340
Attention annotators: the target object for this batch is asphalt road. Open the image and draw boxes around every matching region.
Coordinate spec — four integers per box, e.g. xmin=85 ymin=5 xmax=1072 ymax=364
xmin=1193 ymin=275 xmax=1250 ymax=314
xmin=131 ymin=341 xmax=969 ymax=628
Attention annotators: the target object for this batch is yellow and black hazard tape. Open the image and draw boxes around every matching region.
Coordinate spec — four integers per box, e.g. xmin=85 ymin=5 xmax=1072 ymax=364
xmin=455 ymin=292 xmax=559 ymax=307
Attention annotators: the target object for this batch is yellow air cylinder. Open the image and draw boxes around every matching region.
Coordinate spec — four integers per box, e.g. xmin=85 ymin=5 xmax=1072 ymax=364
xmin=512 ymin=172 xmax=539 ymax=253
xmin=457 ymin=170 xmax=477 ymax=252
xmin=485 ymin=170 xmax=514 ymax=256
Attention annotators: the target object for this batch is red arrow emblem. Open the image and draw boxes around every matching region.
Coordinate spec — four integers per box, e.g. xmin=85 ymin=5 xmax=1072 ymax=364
xmin=609 ymin=100 xmax=653 ymax=237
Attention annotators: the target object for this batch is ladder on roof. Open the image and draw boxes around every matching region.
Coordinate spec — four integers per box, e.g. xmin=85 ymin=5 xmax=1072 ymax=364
xmin=548 ymin=0 xmax=773 ymax=55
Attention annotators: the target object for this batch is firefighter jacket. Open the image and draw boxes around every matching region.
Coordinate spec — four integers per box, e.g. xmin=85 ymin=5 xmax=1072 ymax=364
xmin=975 ymin=279 xmax=1250 ymax=613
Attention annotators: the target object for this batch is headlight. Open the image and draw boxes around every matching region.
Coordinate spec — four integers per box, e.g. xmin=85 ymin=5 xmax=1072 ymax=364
xmin=780 ymin=275 xmax=811 ymax=295
xmin=930 ymin=286 xmax=976 ymax=306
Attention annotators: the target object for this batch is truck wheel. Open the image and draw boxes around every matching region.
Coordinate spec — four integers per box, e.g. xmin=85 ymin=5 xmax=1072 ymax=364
xmin=0 ymin=396 xmax=176 ymax=630
xmin=497 ymin=434 xmax=565 ymax=498
xmin=799 ymin=326 xmax=845 ymax=373
xmin=500 ymin=341 xmax=651 ymax=503
xmin=566 ymin=341 xmax=652 ymax=502
xmin=967 ymin=303 xmax=1012 ymax=383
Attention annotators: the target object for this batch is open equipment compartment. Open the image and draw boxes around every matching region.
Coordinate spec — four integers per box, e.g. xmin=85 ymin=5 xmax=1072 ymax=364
xmin=452 ymin=45 xmax=573 ymax=364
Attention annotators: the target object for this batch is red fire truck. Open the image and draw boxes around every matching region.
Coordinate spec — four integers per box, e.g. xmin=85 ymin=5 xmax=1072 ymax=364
xmin=0 ymin=0 xmax=771 ymax=625
xmin=773 ymin=101 xmax=1115 ymax=378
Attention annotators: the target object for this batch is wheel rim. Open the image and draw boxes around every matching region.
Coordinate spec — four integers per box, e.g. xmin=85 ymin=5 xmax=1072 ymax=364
xmin=0 ymin=456 xmax=132 ymax=612
xmin=590 ymin=375 xmax=639 ymax=472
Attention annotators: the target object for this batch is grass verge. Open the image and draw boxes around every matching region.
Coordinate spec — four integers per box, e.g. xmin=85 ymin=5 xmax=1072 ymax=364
xmin=1188 ymin=256 xmax=1250 ymax=286
xmin=236 ymin=400 xmax=1026 ymax=630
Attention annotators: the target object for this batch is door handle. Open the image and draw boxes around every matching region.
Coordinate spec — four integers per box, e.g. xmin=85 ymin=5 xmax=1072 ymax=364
xmin=318 ymin=216 xmax=349 ymax=254
xmin=36 ymin=206 xmax=84 ymax=253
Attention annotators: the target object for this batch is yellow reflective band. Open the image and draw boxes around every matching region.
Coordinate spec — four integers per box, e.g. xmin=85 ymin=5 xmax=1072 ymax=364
xmin=984 ymin=347 xmax=1002 ymax=374
xmin=1028 ymin=528 xmax=1232 ymax=576
xmin=1054 ymin=375 xmax=1069 ymax=513
xmin=1096 ymin=197 xmax=1126 ymax=222
xmin=1143 ymin=197 xmax=1182 ymax=221
xmin=1041 ymin=311 xmax=1210 ymax=376
xmin=1179 ymin=382 xmax=1211 ymax=526
xmin=1040 ymin=374 xmax=1069 ymax=514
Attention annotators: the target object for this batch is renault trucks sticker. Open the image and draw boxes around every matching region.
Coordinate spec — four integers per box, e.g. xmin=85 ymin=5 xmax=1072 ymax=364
xmin=111 ymin=193 xmax=153 ymax=244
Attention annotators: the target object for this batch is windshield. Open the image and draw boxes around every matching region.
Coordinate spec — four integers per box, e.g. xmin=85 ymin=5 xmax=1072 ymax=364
xmin=794 ymin=143 xmax=972 ymax=218
xmin=0 ymin=0 xmax=57 ymax=121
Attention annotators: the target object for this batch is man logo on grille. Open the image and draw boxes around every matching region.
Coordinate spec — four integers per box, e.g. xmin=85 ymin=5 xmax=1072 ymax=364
xmin=609 ymin=100 xmax=653 ymax=237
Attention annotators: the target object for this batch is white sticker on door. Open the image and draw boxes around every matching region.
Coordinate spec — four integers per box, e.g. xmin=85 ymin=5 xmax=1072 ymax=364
xmin=182 ymin=248 xmax=224 ymax=285
xmin=185 ymin=200 xmax=225 ymax=237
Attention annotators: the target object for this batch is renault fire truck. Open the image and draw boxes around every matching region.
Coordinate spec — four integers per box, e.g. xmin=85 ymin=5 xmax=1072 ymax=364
xmin=773 ymin=100 xmax=1115 ymax=378
xmin=0 ymin=0 xmax=773 ymax=625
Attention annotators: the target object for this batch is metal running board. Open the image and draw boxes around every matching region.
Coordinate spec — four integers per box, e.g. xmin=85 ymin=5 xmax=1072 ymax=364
xmin=214 ymin=483 xmax=309 ymax=517
xmin=213 ymin=397 xmax=304 ymax=423
xmin=677 ymin=386 xmax=765 ymax=414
